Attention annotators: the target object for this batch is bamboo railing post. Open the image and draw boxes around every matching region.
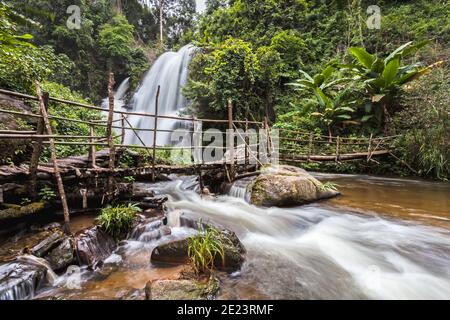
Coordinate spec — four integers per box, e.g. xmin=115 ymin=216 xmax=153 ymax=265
xmin=29 ymin=91 xmax=49 ymax=198
xmin=121 ymin=116 xmax=126 ymax=144
xmin=245 ymin=119 xmax=249 ymax=170
xmin=335 ymin=136 xmax=341 ymax=163
xmin=264 ymin=117 xmax=270 ymax=160
xmin=227 ymin=99 xmax=235 ymax=181
xmin=308 ymin=133 xmax=313 ymax=163
xmin=152 ymin=86 xmax=161 ymax=182
xmin=107 ymin=73 xmax=116 ymax=167
xmin=367 ymin=134 xmax=373 ymax=162
xmin=106 ymin=73 xmax=116 ymax=203
xmin=88 ymin=124 xmax=97 ymax=168
xmin=35 ymin=82 xmax=71 ymax=235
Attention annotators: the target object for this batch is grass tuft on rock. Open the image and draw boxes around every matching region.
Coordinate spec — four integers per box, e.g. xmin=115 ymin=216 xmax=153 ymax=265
xmin=188 ymin=226 xmax=226 ymax=275
xmin=97 ymin=203 xmax=141 ymax=240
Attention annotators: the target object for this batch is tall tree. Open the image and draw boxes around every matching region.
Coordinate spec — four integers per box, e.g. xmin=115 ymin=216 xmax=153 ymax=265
xmin=138 ymin=0 xmax=196 ymax=47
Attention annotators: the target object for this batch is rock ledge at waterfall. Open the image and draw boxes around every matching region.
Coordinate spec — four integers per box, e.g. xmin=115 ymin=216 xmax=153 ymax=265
xmin=250 ymin=165 xmax=340 ymax=207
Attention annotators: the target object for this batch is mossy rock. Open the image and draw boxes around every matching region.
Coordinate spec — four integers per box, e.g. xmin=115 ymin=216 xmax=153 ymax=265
xmin=145 ymin=277 xmax=220 ymax=300
xmin=250 ymin=165 xmax=340 ymax=207
xmin=0 ymin=202 xmax=46 ymax=221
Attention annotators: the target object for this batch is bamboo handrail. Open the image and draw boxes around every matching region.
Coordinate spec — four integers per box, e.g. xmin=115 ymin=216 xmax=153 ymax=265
xmin=0 ymin=88 xmax=264 ymax=125
xmin=0 ymin=134 xmax=108 ymax=139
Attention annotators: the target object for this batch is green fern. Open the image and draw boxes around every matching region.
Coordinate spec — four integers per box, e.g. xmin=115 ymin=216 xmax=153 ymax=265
xmin=97 ymin=203 xmax=141 ymax=240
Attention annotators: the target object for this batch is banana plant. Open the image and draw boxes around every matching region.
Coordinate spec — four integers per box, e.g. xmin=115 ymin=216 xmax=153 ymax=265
xmin=345 ymin=41 xmax=436 ymax=131
xmin=288 ymin=67 xmax=356 ymax=141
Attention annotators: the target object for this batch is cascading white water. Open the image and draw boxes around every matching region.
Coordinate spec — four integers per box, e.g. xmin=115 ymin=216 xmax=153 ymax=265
xmin=152 ymin=178 xmax=450 ymax=300
xmin=113 ymin=45 xmax=196 ymax=147
xmin=227 ymin=177 xmax=253 ymax=202
xmin=113 ymin=77 xmax=130 ymax=110
xmin=0 ymin=255 xmax=57 ymax=300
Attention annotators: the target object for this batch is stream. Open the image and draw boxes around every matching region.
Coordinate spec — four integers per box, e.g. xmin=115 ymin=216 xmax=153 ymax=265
xmin=5 ymin=173 xmax=450 ymax=300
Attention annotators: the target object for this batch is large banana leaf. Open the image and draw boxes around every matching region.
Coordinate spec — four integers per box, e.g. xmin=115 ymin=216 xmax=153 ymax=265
xmin=384 ymin=41 xmax=413 ymax=65
xmin=401 ymin=40 xmax=428 ymax=58
xmin=321 ymin=65 xmax=335 ymax=81
xmin=382 ymin=58 xmax=400 ymax=86
xmin=370 ymin=58 xmax=384 ymax=74
xmin=397 ymin=66 xmax=432 ymax=85
xmin=320 ymin=78 xmax=352 ymax=90
xmin=287 ymin=79 xmax=316 ymax=89
xmin=348 ymin=47 xmax=375 ymax=69
xmin=314 ymin=87 xmax=332 ymax=108
xmin=314 ymin=74 xmax=325 ymax=86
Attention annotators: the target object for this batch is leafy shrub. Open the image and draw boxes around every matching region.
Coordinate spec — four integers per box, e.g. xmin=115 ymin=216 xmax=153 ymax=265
xmin=393 ymin=64 xmax=449 ymax=180
xmin=188 ymin=226 xmax=226 ymax=275
xmin=38 ymin=186 xmax=56 ymax=201
xmin=97 ymin=203 xmax=141 ymax=240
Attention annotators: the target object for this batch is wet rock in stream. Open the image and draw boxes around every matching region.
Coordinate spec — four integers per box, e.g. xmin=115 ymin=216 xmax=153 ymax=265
xmin=145 ymin=278 xmax=220 ymax=300
xmin=45 ymin=238 xmax=75 ymax=271
xmin=151 ymin=214 xmax=246 ymax=273
xmin=75 ymin=226 xmax=116 ymax=269
xmin=115 ymin=287 xmax=146 ymax=300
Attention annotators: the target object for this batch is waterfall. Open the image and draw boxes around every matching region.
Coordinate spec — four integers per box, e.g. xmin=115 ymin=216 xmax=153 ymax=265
xmin=228 ymin=177 xmax=254 ymax=202
xmin=112 ymin=45 xmax=196 ymax=147
xmin=114 ymin=77 xmax=130 ymax=110
xmin=0 ymin=255 xmax=57 ymax=300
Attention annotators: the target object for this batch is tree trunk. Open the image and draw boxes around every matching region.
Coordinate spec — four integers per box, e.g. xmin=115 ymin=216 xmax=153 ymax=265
xmin=159 ymin=0 xmax=164 ymax=46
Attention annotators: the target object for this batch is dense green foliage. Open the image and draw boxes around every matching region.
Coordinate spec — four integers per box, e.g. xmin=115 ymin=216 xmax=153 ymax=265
xmin=5 ymin=0 xmax=196 ymax=101
xmin=393 ymin=66 xmax=449 ymax=180
xmin=0 ymin=0 xmax=448 ymax=179
xmin=183 ymin=0 xmax=449 ymax=179
xmin=97 ymin=203 xmax=141 ymax=240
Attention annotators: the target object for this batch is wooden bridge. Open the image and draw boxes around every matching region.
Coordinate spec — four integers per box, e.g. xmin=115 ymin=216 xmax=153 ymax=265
xmin=0 ymin=75 xmax=396 ymax=232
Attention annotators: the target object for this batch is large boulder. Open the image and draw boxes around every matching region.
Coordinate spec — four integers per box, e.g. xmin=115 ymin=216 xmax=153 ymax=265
xmin=45 ymin=238 xmax=75 ymax=271
xmin=151 ymin=215 xmax=245 ymax=273
xmin=151 ymin=239 xmax=190 ymax=266
xmin=250 ymin=165 xmax=340 ymax=207
xmin=145 ymin=278 xmax=219 ymax=300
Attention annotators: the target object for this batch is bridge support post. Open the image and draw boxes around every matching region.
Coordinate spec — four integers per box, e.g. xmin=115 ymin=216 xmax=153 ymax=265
xmin=227 ymin=99 xmax=235 ymax=182
xmin=121 ymin=116 xmax=126 ymax=144
xmin=245 ymin=119 xmax=249 ymax=170
xmin=335 ymin=136 xmax=341 ymax=163
xmin=35 ymin=82 xmax=71 ymax=235
xmin=152 ymin=86 xmax=161 ymax=182
xmin=88 ymin=124 xmax=97 ymax=168
xmin=106 ymin=73 xmax=116 ymax=203
xmin=29 ymin=91 xmax=48 ymax=199
xmin=308 ymin=133 xmax=313 ymax=163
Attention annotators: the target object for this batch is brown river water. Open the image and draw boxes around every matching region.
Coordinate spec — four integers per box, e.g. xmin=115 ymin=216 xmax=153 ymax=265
xmin=8 ymin=174 xmax=450 ymax=300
